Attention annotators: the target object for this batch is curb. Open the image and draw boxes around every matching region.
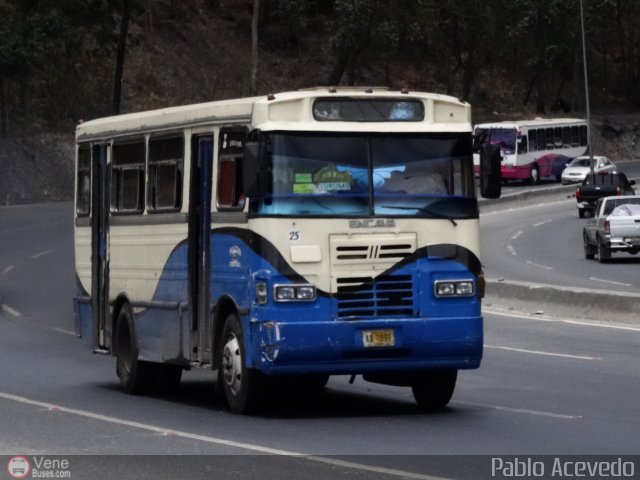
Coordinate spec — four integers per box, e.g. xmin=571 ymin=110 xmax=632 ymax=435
xmin=479 ymin=172 xmax=640 ymax=325
xmin=484 ymin=279 xmax=640 ymax=326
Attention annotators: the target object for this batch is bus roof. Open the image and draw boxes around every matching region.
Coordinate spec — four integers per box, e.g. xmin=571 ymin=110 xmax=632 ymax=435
xmin=76 ymin=88 xmax=472 ymax=142
xmin=474 ymin=118 xmax=586 ymax=129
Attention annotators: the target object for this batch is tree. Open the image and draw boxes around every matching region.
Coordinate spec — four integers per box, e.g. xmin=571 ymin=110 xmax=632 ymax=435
xmin=113 ymin=0 xmax=134 ymax=114
xmin=249 ymin=0 xmax=259 ymax=95
xmin=326 ymin=0 xmax=384 ymax=85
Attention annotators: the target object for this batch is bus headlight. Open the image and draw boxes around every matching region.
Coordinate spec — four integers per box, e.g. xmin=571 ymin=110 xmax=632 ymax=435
xmin=434 ymin=280 xmax=475 ymax=298
xmin=274 ymin=284 xmax=316 ymax=302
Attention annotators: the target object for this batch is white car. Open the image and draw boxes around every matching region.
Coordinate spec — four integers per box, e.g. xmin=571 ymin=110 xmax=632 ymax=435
xmin=561 ymin=155 xmax=617 ymax=184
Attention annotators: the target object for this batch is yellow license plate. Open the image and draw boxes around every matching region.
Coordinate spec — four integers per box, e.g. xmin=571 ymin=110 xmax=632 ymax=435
xmin=362 ymin=329 xmax=395 ymax=347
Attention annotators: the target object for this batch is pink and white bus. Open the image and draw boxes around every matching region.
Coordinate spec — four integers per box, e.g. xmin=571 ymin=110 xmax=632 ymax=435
xmin=473 ymin=118 xmax=588 ymax=184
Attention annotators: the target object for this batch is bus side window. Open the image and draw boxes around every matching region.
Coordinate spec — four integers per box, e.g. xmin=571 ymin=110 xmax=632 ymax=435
xmin=554 ymin=127 xmax=562 ymax=148
xmin=545 ymin=128 xmax=554 ymax=150
xmin=217 ymin=128 xmax=247 ymax=210
xmin=218 ymin=158 xmax=237 ymax=207
xmin=148 ymin=136 xmax=184 ymax=212
xmin=76 ymin=144 xmax=91 ymax=216
xmin=562 ymin=127 xmax=571 ymax=148
xmin=517 ymin=136 xmax=528 ymax=154
xmin=579 ymin=125 xmax=588 ymax=146
xmin=571 ymin=126 xmax=580 ymax=147
xmin=529 ymin=130 xmax=537 ymax=152
xmin=111 ymin=140 xmax=145 ymax=214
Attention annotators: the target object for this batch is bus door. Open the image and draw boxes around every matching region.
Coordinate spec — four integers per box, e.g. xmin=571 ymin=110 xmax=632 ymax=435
xmin=189 ymin=135 xmax=213 ymax=364
xmin=90 ymin=144 xmax=110 ymax=351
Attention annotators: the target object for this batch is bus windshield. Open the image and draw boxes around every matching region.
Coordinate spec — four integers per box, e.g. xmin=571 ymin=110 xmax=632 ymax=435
xmin=249 ymin=132 xmax=477 ymax=218
xmin=479 ymin=127 xmax=516 ymax=155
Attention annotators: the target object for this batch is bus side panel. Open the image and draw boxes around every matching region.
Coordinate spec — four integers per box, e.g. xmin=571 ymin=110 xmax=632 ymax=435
xmin=74 ymin=295 xmax=94 ymax=349
xmin=135 ymin=307 xmax=189 ymax=365
xmin=210 ymin=230 xmax=254 ymax=306
xmin=133 ymin=240 xmax=191 ymax=365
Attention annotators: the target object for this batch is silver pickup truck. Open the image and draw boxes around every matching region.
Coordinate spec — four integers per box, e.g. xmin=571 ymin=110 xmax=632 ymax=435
xmin=583 ymin=195 xmax=640 ymax=262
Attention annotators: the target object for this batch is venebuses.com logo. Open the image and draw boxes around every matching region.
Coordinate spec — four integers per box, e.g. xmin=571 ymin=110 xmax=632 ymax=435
xmin=6 ymin=456 xmax=71 ymax=478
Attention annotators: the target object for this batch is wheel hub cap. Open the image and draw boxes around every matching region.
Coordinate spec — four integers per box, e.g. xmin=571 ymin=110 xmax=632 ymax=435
xmin=222 ymin=334 xmax=242 ymax=396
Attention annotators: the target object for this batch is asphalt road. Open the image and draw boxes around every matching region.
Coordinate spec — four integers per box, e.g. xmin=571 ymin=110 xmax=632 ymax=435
xmin=1 ymin=202 xmax=639 ymax=479
xmin=480 ymin=197 xmax=640 ymax=293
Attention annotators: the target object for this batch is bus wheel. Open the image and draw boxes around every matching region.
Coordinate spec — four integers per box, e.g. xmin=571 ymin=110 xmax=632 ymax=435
xmin=115 ymin=303 xmax=155 ymax=395
xmin=219 ymin=313 xmax=262 ymax=414
xmin=528 ymin=165 xmax=539 ymax=185
xmin=411 ymin=370 xmax=457 ymax=411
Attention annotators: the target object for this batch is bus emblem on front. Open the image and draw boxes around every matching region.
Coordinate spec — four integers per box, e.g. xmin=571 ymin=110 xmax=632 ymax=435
xmin=229 ymin=245 xmax=242 ymax=267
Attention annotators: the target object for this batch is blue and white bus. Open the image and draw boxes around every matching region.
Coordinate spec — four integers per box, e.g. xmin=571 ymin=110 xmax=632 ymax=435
xmin=74 ymin=88 xmax=501 ymax=413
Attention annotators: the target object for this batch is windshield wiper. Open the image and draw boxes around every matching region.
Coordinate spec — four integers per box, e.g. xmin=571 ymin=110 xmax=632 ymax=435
xmin=380 ymin=205 xmax=458 ymax=226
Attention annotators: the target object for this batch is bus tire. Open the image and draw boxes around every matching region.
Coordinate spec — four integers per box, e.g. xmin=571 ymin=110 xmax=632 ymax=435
xmin=411 ymin=370 xmax=457 ymax=411
xmin=528 ymin=164 xmax=539 ymax=185
xmin=219 ymin=312 xmax=262 ymax=414
xmin=115 ymin=303 xmax=155 ymax=395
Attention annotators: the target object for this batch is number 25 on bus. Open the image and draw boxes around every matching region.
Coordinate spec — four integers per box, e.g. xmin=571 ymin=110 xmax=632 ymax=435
xmin=73 ymin=88 xmax=502 ymax=414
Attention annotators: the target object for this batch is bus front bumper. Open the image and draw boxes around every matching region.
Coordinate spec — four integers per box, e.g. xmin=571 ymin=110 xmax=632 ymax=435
xmin=248 ymin=316 xmax=483 ymax=375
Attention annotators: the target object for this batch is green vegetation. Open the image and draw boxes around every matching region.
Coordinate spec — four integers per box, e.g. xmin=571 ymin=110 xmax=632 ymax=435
xmin=1 ymin=0 xmax=640 ymax=203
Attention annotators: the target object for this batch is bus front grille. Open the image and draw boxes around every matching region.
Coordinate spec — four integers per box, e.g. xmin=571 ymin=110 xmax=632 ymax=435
xmin=336 ymin=274 xmax=415 ymax=319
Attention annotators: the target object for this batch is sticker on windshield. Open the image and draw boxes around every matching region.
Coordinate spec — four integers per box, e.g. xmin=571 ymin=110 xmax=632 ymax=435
xmin=316 ymin=182 xmax=351 ymax=191
xmin=291 ymin=167 xmax=354 ymax=194
xmin=295 ymin=173 xmax=312 ymax=183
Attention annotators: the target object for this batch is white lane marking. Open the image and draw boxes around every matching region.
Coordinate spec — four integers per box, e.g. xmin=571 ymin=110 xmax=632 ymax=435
xmin=484 ymin=307 xmax=640 ymax=332
xmin=507 ymin=244 xmax=517 ymax=256
xmin=480 ymin=199 xmax=572 ymax=217
xmin=53 ymin=328 xmax=76 ymax=336
xmin=2 ymin=266 xmax=14 ymax=275
xmin=525 ymin=260 xmax=553 ymax=270
xmin=486 ymin=345 xmax=600 ymax=361
xmin=0 ymin=391 xmax=450 ymax=480
xmin=1 ymin=304 xmax=22 ymax=317
xmin=511 ymin=230 xmax=523 ymax=240
xmin=589 ymin=277 xmax=633 ymax=287
xmin=31 ymin=249 xmax=54 ymax=259
xmin=533 ymin=219 xmax=552 ymax=227
xmin=455 ymin=400 xmax=581 ymax=420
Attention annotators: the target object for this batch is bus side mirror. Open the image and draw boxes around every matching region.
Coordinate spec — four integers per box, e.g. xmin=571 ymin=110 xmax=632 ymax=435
xmin=479 ymin=143 xmax=502 ymax=199
xmin=242 ymin=140 xmax=268 ymax=198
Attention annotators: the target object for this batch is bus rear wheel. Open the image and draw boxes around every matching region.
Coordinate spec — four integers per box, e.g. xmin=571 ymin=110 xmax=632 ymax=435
xmin=115 ymin=303 xmax=155 ymax=395
xmin=411 ymin=370 xmax=457 ymax=411
xmin=219 ymin=313 xmax=262 ymax=414
xmin=528 ymin=165 xmax=540 ymax=185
